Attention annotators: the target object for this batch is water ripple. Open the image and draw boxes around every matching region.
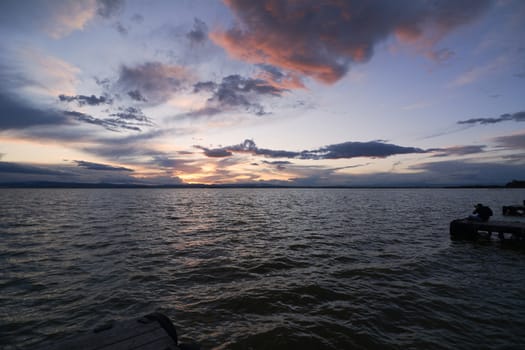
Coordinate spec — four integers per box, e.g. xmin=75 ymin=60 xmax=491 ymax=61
xmin=1 ymin=188 xmax=525 ymax=349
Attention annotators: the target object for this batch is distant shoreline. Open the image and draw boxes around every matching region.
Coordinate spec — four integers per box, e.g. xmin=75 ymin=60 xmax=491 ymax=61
xmin=0 ymin=181 xmax=522 ymax=189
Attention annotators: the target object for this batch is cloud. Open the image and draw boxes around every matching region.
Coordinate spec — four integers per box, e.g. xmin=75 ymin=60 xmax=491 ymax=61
xmin=84 ymin=144 xmax=158 ymax=160
xmin=450 ymin=55 xmax=508 ymax=87
xmin=196 ymin=139 xmax=297 ymax=158
xmin=127 ymin=90 xmax=147 ymax=102
xmin=0 ymin=92 xmax=70 ymax=130
xmin=131 ymin=14 xmax=144 ymax=23
xmin=493 ymin=132 xmax=525 ymax=150
xmin=64 ymin=110 xmax=143 ymax=132
xmin=180 ymin=107 xmax=224 ymax=119
xmin=149 ymin=156 xmax=202 ymax=174
xmin=116 ymin=62 xmax=192 ymax=104
xmin=35 ymin=1 xmax=97 ymax=38
xmin=283 ymin=157 xmax=523 ymax=187
xmin=429 ymin=145 xmax=486 ymax=157
xmin=212 ymin=0 xmax=491 ymax=84
xmin=256 ymin=64 xmax=305 ymax=89
xmin=96 ymin=0 xmax=125 ymax=19
xmin=313 ymin=141 xmax=425 ymax=159
xmin=3 ymin=49 xmax=80 ymax=97
xmin=197 ymin=147 xmax=233 ymax=158
xmin=0 ymin=0 xmax=125 ymax=39
xmin=59 ymin=94 xmax=112 ymax=106
xmin=0 ymin=161 xmax=68 ymax=176
xmin=457 ymin=111 xmax=525 ymax=125
xmin=501 ymin=153 xmax=525 ymax=164
xmin=113 ymin=21 xmax=128 ymax=35
xmin=0 ymin=60 xmax=152 ymax=135
xmin=74 ymin=160 xmax=133 ymax=172
xmin=186 ymin=18 xmax=208 ymax=45
xmin=427 ymin=47 xmax=455 ymax=63
xmin=82 ymin=129 xmax=193 ymax=166
xmin=262 ymin=160 xmax=293 ymax=170
xmin=109 ymin=107 xmax=153 ymax=124
xmin=197 ymin=139 xmax=426 ymax=160
xmin=408 ymin=160 xmax=525 ymax=185
xmin=184 ymin=74 xmax=285 ymax=118
xmin=95 ymin=77 xmax=111 ymax=89
xmin=0 ymin=161 xmax=165 ymax=185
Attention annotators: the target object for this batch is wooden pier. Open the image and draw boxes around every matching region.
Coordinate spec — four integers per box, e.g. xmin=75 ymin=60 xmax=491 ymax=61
xmin=450 ymin=219 xmax=525 ymax=242
xmin=502 ymin=204 xmax=525 ymax=216
xmin=39 ymin=313 xmax=199 ymax=350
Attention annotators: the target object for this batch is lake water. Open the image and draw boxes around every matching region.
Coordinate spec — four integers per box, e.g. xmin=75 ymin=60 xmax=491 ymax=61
xmin=1 ymin=188 xmax=525 ymax=349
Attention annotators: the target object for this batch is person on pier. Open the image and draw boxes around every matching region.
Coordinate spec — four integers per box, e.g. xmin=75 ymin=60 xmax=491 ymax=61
xmin=468 ymin=203 xmax=493 ymax=222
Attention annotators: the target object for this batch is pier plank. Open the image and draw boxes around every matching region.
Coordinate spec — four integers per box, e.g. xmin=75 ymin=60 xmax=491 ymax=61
xmin=39 ymin=315 xmax=181 ymax=350
xmin=502 ymin=204 xmax=525 ymax=216
xmin=450 ymin=219 xmax=525 ymax=242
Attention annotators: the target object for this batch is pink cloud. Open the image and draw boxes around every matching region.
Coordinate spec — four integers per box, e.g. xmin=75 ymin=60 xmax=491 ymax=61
xmin=212 ymin=0 xmax=492 ymax=85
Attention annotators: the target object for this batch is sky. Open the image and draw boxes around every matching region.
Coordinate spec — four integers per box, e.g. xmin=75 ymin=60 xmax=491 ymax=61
xmin=0 ymin=0 xmax=524 ymax=186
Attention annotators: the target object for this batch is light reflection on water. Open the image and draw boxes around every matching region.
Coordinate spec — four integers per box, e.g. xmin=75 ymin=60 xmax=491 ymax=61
xmin=1 ymin=188 xmax=525 ymax=349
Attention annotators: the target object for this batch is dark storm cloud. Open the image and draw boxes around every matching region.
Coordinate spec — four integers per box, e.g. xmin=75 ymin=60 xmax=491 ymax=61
xmin=428 ymin=145 xmax=486 ymax=157
xmin=197 ymin=139 xmax=426 ymax=160
xmin=185 ymin=75 xmax=285 ymax=118
xmin=0 ymin=92 xmax=69 ymax=130
xmin=213 ymin=0 xmax=492 ymax=84
xmin=187 ymin=18 xmax=208 ymax=44
xmin=116 ymin=62 xmax=190 ymax=104
xmin=0 ymin=161 xmax=67 ymax=176
xmin=58 ymin=94 xmax=112 ymax=106
xmin=74 ymin=160 xmax=133 ymax=172
xmin=457 ymin=111 xmax=525 ymax=125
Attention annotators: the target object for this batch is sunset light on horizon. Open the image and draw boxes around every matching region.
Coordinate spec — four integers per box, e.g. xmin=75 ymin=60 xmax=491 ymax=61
xmin=1 ymin=0 xmax=524 ymax=186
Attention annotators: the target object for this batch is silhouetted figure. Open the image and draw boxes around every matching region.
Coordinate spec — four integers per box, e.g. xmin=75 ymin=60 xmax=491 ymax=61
xmin=469 ymin=203 xmax=493 ymax=222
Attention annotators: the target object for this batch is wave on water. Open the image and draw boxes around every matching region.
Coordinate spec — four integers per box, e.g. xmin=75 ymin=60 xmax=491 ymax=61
xmin=1 ymin=188 xmax=525 ymax=349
